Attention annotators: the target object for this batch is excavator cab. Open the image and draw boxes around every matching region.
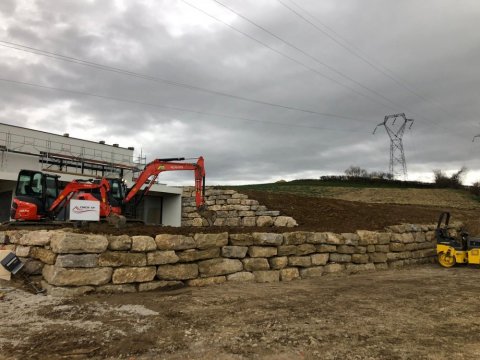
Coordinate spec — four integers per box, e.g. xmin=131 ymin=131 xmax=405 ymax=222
xmin=11 ymin=170 xmax=60 ymax=220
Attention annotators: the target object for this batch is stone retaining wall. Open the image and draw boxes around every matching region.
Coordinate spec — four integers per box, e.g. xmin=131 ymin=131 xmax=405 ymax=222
xmin=0 ymin=223 xmax=455 ymax=296
xmin=182 ymin=187 xmax=297 ymax=227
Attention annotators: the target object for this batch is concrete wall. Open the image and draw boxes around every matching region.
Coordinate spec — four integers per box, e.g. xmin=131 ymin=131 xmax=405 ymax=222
xmin=0 ymin=222 xmax=454 ymax=296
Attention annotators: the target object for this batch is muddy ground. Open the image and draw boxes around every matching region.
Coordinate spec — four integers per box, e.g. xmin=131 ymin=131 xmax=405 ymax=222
xmin=2 ymin=265 xmax=480 ymax=359
xmin=3 ymin=190 xmax=480 ymax=236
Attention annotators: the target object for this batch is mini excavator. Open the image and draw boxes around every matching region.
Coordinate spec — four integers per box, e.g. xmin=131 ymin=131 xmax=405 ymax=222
xmin=9 ymin=156 xmax=210 ymax=224
xmin=436 ymin=212 xmax=480 ymax=267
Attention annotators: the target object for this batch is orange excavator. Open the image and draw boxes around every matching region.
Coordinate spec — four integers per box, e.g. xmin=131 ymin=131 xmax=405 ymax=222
xmin=9 ymin=156 xmax=207 ymax=223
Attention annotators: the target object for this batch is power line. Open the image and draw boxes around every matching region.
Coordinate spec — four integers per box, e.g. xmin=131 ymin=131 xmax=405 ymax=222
xmin=0 ymin=77 xmax=365 ymax=133
xmin=0 ymin=41 xmax=359 ymax=122
xmin=279 ymin=0 xmax=457 ymax=120
xmin=180 ymin=0 xmax=397 ymax=113
xmin=209 ymin=0 xmax=426 ymax=117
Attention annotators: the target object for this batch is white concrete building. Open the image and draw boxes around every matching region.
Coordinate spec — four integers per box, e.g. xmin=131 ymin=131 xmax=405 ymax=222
xmin=0 ymin=123 xmax=182 ymax=225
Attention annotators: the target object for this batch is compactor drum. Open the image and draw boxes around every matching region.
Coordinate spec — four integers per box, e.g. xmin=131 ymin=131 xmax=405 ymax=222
xmin=435 ymin=212 xmax=480 ymax=268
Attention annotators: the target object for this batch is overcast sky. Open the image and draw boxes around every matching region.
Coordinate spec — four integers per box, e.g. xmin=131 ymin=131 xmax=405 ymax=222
xmin=1 ymin=0 xmax=479 ymax=185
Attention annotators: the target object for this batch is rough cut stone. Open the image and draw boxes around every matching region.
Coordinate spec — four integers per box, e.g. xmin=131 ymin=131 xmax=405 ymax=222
xmin=316 ymin=244 xmax=337 ymax=253
xmin=325 ymin=233 xmax=344 ymax=245
xmin=243 ymin=258 xmax=270 ymax=271
xmin=367 ymin=245 xmax=376 ymax=253
xmin=288 ymin=256 xmax=312 ymax=267
xmin=296 ymin=244 xmax=317 ymax=255
xmin=306 ymin=232 xmax=327 ymax=244
xmin=337 ymin=245 xmax=355 ymax=254
xmin=99 ymin=252 xmax=147 ymax=267
xmin=194 ymin=233 xmax=228 ymax=249
xmin=41 ymin=281 xmax=94 ymax=297
xmin=187 ymin=276 xmax=226 ymax=287
xmin=177 ymin=248 xmax=220 ymax=262
xmin=50 ymin=233 xmax=108 ymax=254
xmin=357 ymin=230 xmax=378 ymax=245
xmin=284 ymin=232 xmax=308 ymax=245
xmin=131 ymin=236 xmax=157 ymax=252
xmin=341 ymin=233 xmax=359 ymax=246
xmin=300 ymin=266 xmax=324 ymax=278
xmin=29 ymin=247 xmax=57 ymax=265
xmin=198 ymin=258 xmax=243 ymax=277
xmin=6 ymin=230 xmax=28 ymax=244
xmin=55 ymin=254 xmax=99 ymax=268
xmin=112 ymin=267 xmax=156 ymax=284
xmin=15 ymin=245 xmax=30 ymax=257
xmin=138 ymin=281 xmax=184 ymax=292
xmin=254 ymin=270 xmax=280 ymax=283
xmin=311 ymin=253 xmax=329 ymax=266
xmin=351 ymin=254 xmax=369 ymax=264
xmin=242 ymin=217 xmax=257 ymax=226
xmin=229 ymin=234 xmax=254 ymax=246
xmin=375 ymin=245 xmax=390 ymax=253
xmin=107 ymin=235 xmax=131 ymax=250
xmin=221 ymin=246 xmax=248 ymax=258
xmin=274 ymin=216 xmax=298 ymax=227
xmin=18 ymin=231 xmax=53 ymax=246
xmin=369 ymin=253 xmax=388 ymax=263
xmin=155 ymin=234 xmax=196 ymax=250
xmin=147 ymin=251 xmax=179 ymax=265
xmin=323 ymin=263 xmax=345 ymax=273
xmin=252 ymin=233 xmax=283 ymax=246
xmin=278 ymin=245 xmax=298 ymax=256
xmin=157 ymin=264 xmax=199 ymax=280
xmin=269 ymin=256 xmax=288 ymax=270
xmin=329 ymin=253 xmax=352 ymax=263
xmin=43 ymin=265 xmax=112 ymax=286
xmin=354 ymin=246 xmax=367 ymax=254
xmin=225 ymin=218 xmax=241 ymax=226
xmin=280 ymin=268 xmax=300 ymax=281
xmin=22 ymin=259 xmax=44 ymax=275
xmin=95 ymin=284 xmax=137 ymax=294
xmin=248 ymin=245 xmax=277 ymax=258
xmin=227 ymin=271 xmax=255 ymax=282
xmin=256 ymin=216 xmax=273 ymax=227
xmin=390 ymin=243 xmax=406 ymax=252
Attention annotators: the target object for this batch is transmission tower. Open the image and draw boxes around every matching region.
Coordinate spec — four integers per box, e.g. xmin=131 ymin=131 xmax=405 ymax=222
xmin=373 ymin=113 xmax=414 ymax=180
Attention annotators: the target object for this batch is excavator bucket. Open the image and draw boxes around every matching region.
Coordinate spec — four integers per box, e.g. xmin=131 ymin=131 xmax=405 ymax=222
xmin=106 ymin=212 xmax=127 ymax=229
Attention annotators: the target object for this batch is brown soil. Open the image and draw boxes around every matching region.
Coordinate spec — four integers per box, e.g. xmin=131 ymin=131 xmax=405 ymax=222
xmin=2 ymin=265 xmax=480 ymax=359
xmin=3 ymin=189 xmax=480 ymax=236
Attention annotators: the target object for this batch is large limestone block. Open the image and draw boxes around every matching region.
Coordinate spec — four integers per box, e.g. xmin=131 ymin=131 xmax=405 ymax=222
xmin=227 ymin=271 xmax=255 ymax=282
xmin=278 ymin=245 xmax=298 ymax=256
xmin=198 ymin=258 xmax=243 ymax=277
xmin=248 ymin=246 xmax=277 ymax=258
xmin=300 ymin=266 xmax=324 ymax=278
xmin=269 ymin=256 xmax=288 ymax=270
xmin=41 ymin=281 xmax=94 ymax=297
xmin=55 ymin=254 xmax=99 ymax=268
xmin=131 ymin=236 xmax=157 ymax=252
xmin=253 ymin=270 xmax=279 ymax=283
xmin=323 ymin=263 xmax=345 ymax=273
xmin=15 ymin=245 xmax=30 ymax=257
xmin=337 ymin=245 xmax=355 ymax=254
xmin=369 ymin=253 xmax=388 ymax=263
xmin=306 ymin=232 xmax=327 ymax=244
xmin=194 ymin=233 xmax=228 ymax=249
xmin=30 ymin=247 xmax=57 ymax=265
xmin=256 ymin=216 xmax=273 ymax=227
xmin=390 ymin=243 xmax=406 ymax=252
xmin=157 ymin=263 xmax=199 ymax=280
xmin=6 ymin=230 xmax=28 ymax=244
xmin=316 ymin=244 xmax=337 ymax=253
xmin=352 ymin=254 xmax=369 ymax=264
xmin=177 ymin=248 xmax=220 ymax=262
xmin=296 ymin=244 xmax=316 ymax=255
xmin=43 ymin=265 xmax=112 ymax=286
xmin=311 ymin=253 xmax=329 ymax=266
xmin=377 ymin=233 xmax=392 ymax=245
xmin=50 ymin=232 xmax=108 ymax=254
xmin=274 ymin=216 xmax=297 ymax=227
xmin=107 ymin=235 xmax=131 ymax=250
xmin=155 ymin=234 xmax=196 ymax=250
xmin=222 ymin=246 xmax=248 ymax=258
xmin=242 ymin=217 xmax=257 ymax=226
xmin=18 ymin=230 xmax=53 ymax=246
xmin=187 ymin=276 xmax=226 ymax=287
xmin=341 ymin=233 xmax=359 ymax=246
xmin=229 ymin=234 xmax=254 ymax=246
xmin=288 ymin=256 xmax=312 ymax=267
xmin=280 ymin=268 xmax=300 ymax=281
xmin=357 ymin=230 xmax=379 ymax=246
xmin=138 ymin=281 xmax=184 ymax=292
xmin=329 ymin=253 xmax=352 ymax=263
xmin=253 ymin=233 xmax=283 ymax=246
xmin=147 ymin=251 xmax=179 ymax=265
xmin=243 ymin=258 xmax=270 ymax=271
xmin=284 ymin=232 xmax=308 ymax=245
xmin=98 ymin=252 xmax=147 ymax=267
xmin=112 ymin=267 xmax=156 ymax=284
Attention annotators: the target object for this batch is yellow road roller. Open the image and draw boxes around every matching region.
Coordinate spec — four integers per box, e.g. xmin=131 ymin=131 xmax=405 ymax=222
xmin=436 ymin=212 xmax=480 ymax=268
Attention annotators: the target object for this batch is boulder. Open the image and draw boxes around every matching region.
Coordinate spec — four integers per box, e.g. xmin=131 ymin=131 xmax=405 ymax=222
xmin=98 ymin=252 xmax=147 ymax=267
xmin=55 ymin=254 xmax=99 ymax=268
xmin=43 ymin=265 xmax=112 ymax=286
xmin=157 ymin=264 xmax=199 ymax=280
xmin=155 ymin=234 xmax=196 ymax=250
xmin=194 ymin=233 xmax=228 ymax=249
xmin=112 ymin=267 xmax=156 ymax=284
xmin=131 ymin=236 xmax=157 ymax=252
xmin=147 ymin=251 xmax=179 ymax=265
xmin=198 ymin=258 xmax=243 ymax=277
xmin=50 ymin=233 xmax=108 ymax=254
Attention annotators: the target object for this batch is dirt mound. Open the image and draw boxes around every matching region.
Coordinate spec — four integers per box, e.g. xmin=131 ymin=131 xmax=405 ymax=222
xmin=3 ymin=189 xmax=479 ymax=235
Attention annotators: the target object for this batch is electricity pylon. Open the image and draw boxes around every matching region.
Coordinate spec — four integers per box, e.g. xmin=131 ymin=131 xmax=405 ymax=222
xmin=373 ymin=113 xmax=414 ymax=180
